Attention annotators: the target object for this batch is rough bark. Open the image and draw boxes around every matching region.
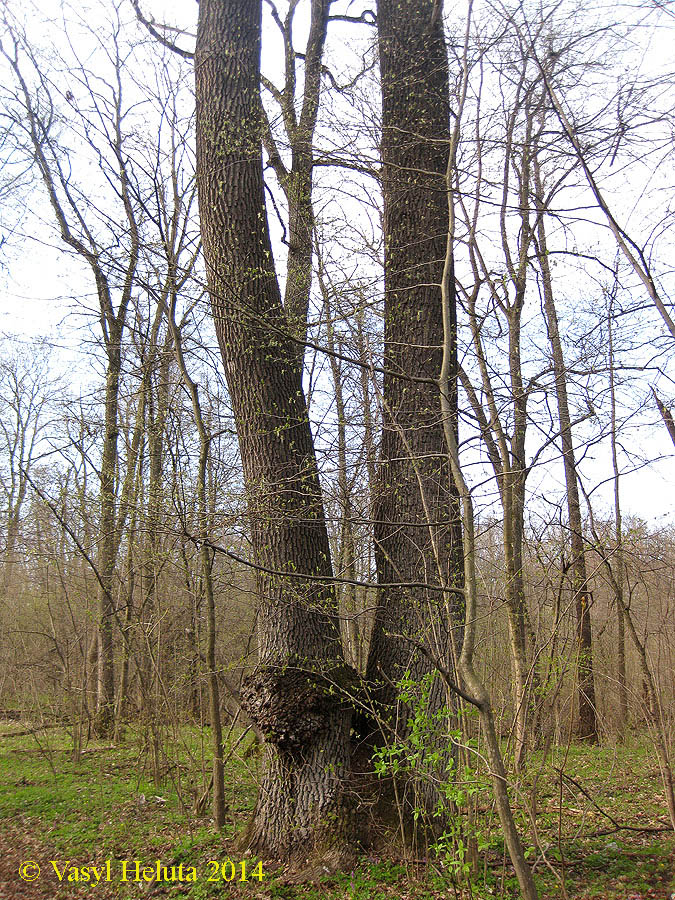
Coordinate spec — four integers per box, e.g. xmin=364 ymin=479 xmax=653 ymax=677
xmin=364 ymin=0 xmax=463 ymax=827
xmin=195 ymin=0 xmax=355 ymax=862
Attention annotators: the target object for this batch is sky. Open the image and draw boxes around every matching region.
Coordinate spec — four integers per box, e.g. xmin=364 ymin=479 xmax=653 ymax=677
xmin=2 ymin=0 xmax=675 ymax=533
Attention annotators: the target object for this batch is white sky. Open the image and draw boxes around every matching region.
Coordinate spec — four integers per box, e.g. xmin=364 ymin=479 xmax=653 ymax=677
xmin=2 ymin=0 xmax=675 ymax=531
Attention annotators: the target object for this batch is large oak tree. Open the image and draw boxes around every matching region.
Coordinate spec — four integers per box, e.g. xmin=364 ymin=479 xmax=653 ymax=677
xmin=195 ymin=0 xmax=355 ymax=862
xmin=364 ymin=0 xmax=463 ymax=824
xmin=194 ymin=0 xmax=462 ymax=859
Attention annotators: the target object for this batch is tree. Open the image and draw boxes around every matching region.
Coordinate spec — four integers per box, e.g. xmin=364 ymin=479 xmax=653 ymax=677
xmin=0 ymin=344 xmax=56 ymax=594
xmin=529 ymin=138 xmax=597 ymax=743
xmin=2 ymin=17 xmax=142 ymax=734
xmin=362 ymin=0 xmax=463 ymax=828
xmin=453 ymin=45 xmax=546 ymax=768
xmin=194 ymin=0 xmax=355 ymax=864
xmin=436 ymin=14 xmax=539 ymax=893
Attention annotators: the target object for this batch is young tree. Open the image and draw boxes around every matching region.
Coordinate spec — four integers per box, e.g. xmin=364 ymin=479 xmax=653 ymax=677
xmin=454 ymin=55 xmax=546 ymax=768
xmin=531 ymin=78 xmax=598 ymax=742
xmin=2 ymin=20 xmax=142 ymax=734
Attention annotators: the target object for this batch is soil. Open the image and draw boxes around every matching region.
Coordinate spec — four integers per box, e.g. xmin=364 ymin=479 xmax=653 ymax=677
xmin=0 ymin=821 xmax=116 ymax=900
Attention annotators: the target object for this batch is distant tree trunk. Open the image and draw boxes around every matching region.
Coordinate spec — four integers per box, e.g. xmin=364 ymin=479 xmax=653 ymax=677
xmin=195 ymin=0 xmax=355 ymax=864
xmin=115 ymin=498 xmax=138 ymax=739
xmin=96 ymin=338 xmax=123 ymax=736
xmin=366 ymin=0 xmax=463 ymax=824
xmin=167 ymin=293 xmax=226 ymax=829
xmin=113 ymin=304 xmax=163 ymax=732
xmin=138 ymin=325 xmax=172 ymax=714
xmin=0 ymin=353 xmax=49 ymax=595
xmin=320 ymin=272 xmax=361 ymax=671
xmin=608 ymin=300 xmax=628 ymax=734
xmin=534 ymin=159 xmax=598 ymax=743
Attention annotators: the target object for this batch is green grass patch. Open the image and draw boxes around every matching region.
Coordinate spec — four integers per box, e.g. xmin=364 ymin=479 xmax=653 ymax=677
xmin=0 ymin=722 xmax=673 ymax=899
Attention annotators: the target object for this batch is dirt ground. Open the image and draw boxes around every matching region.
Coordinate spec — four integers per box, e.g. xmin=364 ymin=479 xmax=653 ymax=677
xmin=0 ymin=821 xmax=117 ymax=900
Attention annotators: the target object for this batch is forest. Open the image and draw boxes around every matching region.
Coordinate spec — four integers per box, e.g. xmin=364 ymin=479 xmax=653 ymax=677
xmin=0 ymin=0 xmax=674 ymax=898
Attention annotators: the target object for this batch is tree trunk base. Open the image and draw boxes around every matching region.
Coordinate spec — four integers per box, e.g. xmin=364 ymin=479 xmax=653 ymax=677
xmin=239 ymin=664 xmax=361 ymax=869
xmin=241 ymin=716 xmax=359 ymax=870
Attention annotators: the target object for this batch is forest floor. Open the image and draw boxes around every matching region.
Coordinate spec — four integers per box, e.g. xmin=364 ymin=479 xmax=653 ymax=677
xmin=0 ymin=719 xmax=673 ymax=900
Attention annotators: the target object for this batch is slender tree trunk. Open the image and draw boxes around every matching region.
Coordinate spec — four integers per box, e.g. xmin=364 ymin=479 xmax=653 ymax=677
xmin=321 ymin=278 xmax=360 ymax=671
xmin=503 ymin=476 xmax=530 ymax=770
xmin=139 ymin=328 xmax=171 ymax=718
xmin=167 ymin=296 xmax=226 ymax=828
xmin=456 ymin=77 xmax=541 ymax=771
xmin=438 ymin=111 xmax=539 ymax=893
xmin=355 ymin=306 xmax=378 ymax=672
xmin=115 ymin=501 xmax=138 ymax=739
xmin=501 ymin=98 xmax=540 ymax=769
xmin=608 ymin=302 xmax=628 ymax=734
xmin=534 ymin=161 xmax=598 ymax=743
xmin=95 ymin=338 xmax=123 ymax=736
xmin=195 ymin=0 xmax=355 ymax=863
xmin=114 ymin=341 xmax=152 ymax=734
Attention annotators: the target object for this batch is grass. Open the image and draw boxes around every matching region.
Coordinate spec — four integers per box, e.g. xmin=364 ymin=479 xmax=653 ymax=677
xmin=0 ymin=719 xmax=673 ymax=899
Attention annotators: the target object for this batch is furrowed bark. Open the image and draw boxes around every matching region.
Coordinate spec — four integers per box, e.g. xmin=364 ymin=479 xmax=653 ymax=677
xmin=195 ymin=0 xmax=355 ymax=862
xmin=365 ymin=0 xmax=463 ymax=828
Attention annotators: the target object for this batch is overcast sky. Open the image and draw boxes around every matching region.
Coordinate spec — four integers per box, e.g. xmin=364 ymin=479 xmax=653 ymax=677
xmin=2 ymin=0 xmax=675 ymax=531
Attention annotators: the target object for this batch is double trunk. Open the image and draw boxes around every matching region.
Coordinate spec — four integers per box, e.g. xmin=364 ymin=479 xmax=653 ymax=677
xmin=195 ymin=0 xmax=462 ymax=857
